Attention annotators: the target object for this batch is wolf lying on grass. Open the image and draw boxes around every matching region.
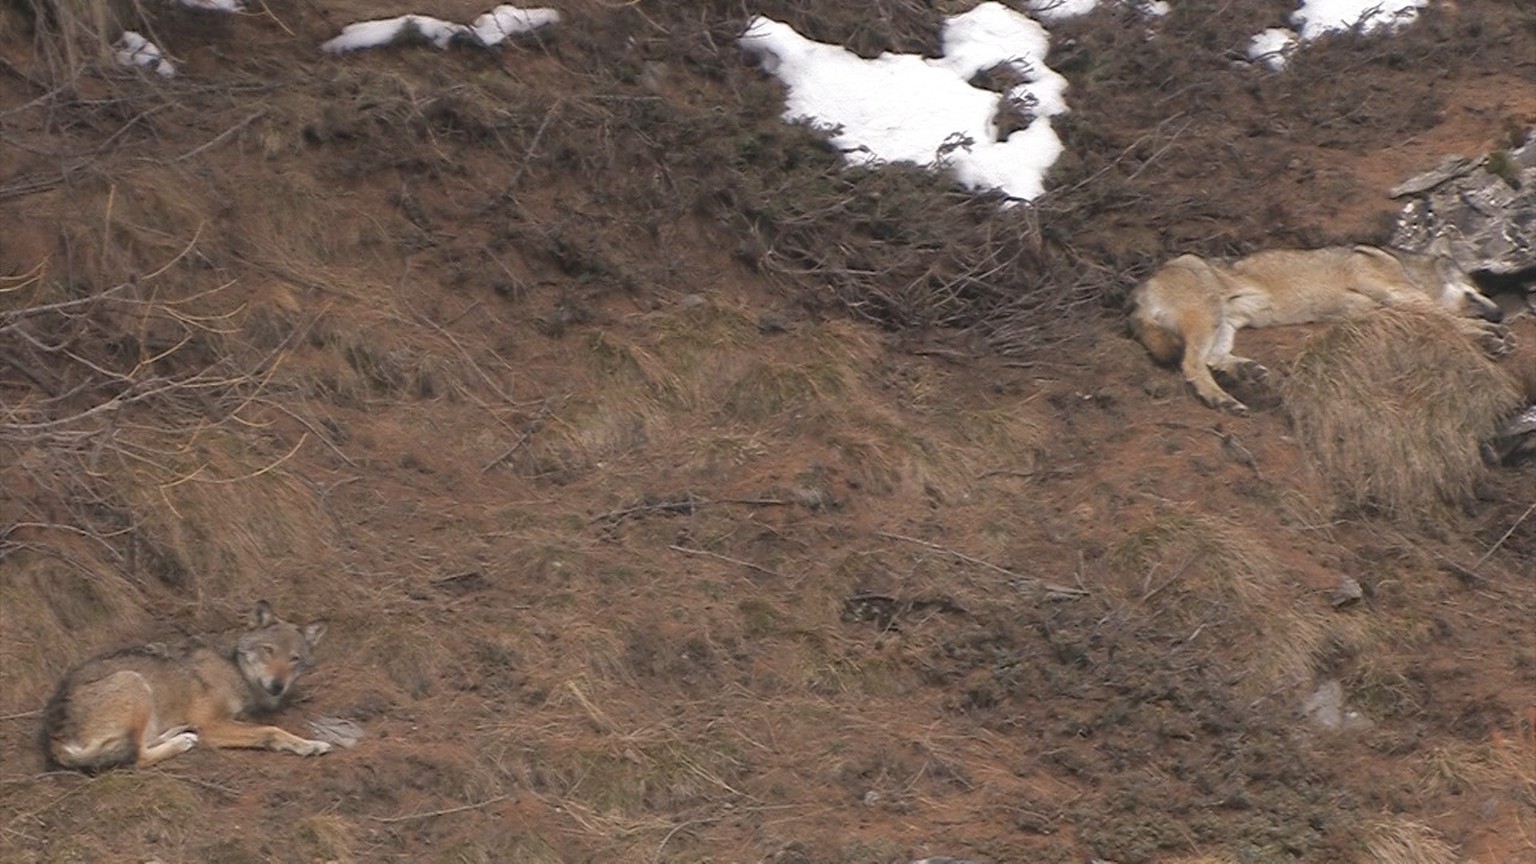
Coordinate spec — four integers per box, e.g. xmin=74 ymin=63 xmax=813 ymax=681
xmin=1128 ymin=245 xmax=1510 ymax=414
xmin=44 ymin=601 xmax=333 ymax=771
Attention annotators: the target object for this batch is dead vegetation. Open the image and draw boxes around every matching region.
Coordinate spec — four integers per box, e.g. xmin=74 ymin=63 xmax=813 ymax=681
xmin=2 ymin=1 xmax=1535 ymax=863
xmin=1281 ymin=307 xmax=1524 ymax=519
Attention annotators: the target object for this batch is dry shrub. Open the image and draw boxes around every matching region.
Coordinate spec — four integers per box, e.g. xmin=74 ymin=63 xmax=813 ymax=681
xmin=1107 ymin=511 xmax=1325 ymax=698
xmin=4 ymin=0 xmax=141 ymax=76
xmin=506 ymin=300 xmax=1004 ymax=501
xmin=1282 ymin=307 xmax=1523 ymax=519
xmin=298 ymin=814 xmax=357 ymax=864
xmin=0 ymin=257 xmax=336 ymax=710
xmin=1363 ymin=816 xmax=1462 ymax=864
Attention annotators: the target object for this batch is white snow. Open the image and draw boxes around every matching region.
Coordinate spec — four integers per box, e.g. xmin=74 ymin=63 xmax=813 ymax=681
xmin=1023 ymin=0 xmax=1101 ymax=23
xmin=1246 ymin=27 xmax=1299 ymax=71
xmin=323 ymin=17 xmax=428 ymax=54
xmin=1024 ymin=0 xmax=1169 ymax=22
xmin=115 ymin=31 xmax=175 ymax=78
xmin=1291 ymin=0 xmax=1426 ymax=41
xmin=739 ymin=3 xmax=1067 ymax=202
xmin=321 ymin=5 xmax=559 ymax=54
xmin=936 ymin=2 xmax=1068 ymax=117
xmin=172 ymin=0 xmax=243 ymax=10
xmin=1246 ymin=1 xmax=1427 ymax=70
xmin=472 ymin=6 xmax=562 ymax=45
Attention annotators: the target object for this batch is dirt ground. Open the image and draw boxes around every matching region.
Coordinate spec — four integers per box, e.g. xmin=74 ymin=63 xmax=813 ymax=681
xmin=1 ymin=1 xmax=1533 ymax=863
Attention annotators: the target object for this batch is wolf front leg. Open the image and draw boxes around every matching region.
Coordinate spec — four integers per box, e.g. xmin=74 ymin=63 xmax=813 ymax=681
xmin=197 ymin=720 xmax=334 ymax=756
xmin=1179 ymin=320 xmax=1250 ymax=414
xmin=137 ymin=726 xmax=201 ymax=767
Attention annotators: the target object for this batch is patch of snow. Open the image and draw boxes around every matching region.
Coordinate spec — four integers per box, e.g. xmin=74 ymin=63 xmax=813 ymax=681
xmin=936 ymin=2 xmax=1068 ymax=117
xmin=1247 ymin=1 xmax=1425 ymax=71
xmin=740 ymin=3 xmax=1068 ymax=202
xmin=1024 ymin=0 xmax=1170 ymax=22
xmin=1023 ymin=0 xmax=1101 ymax=23
xmin=413 ymin=16 xmax=470 ymax=49
xmin=323 ymin=17 xmax=425 ymax=54
xmin=1292 ymin=0 xmax=1426 ymax=41
xmin=322 ymin=5 xmax=559 ymax=54
xmin=1246 ymin=27 xmax=1299 ymax=70
xmin=115 ymin=31 xmax=175 ymax=78
xmin=472 ymin=6 xmax=561 ymax=46
xmin=172 ymin=0 xmax=243 ymax=10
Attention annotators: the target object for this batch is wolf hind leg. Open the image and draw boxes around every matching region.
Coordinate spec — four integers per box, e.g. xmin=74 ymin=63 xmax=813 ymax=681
xmin=50 ymin=671 xmax=153 ymax=770
xmin=54 ymin=732 xmax=138 ymax=770
xmin=1178 ymin=312 xmax=1249 ymax=414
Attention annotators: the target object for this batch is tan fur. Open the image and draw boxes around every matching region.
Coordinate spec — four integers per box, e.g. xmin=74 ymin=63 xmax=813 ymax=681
xmin=1128 ymin=245 xmax=1509 ymax=414
xmin=43 ymin=601 xmax=333 ymax=771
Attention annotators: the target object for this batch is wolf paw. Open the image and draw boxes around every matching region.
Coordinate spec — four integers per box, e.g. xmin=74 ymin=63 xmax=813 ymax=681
xmin=1478 ymin=323 xmax=1515 ymax=357
xmin=1234 ymin=359 xmax=1269 ymax=384
xmin=1205 ymin=395 xmax=1249 ymax=416
xmin=166 ymin=731 xmax=199 ymax=754
xmin=297 ymin=739 xmax=334 ymax=756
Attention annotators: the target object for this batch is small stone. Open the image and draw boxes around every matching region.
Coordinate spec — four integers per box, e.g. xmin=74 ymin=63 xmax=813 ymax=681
xmin=1331 ymin=575 xmax=1364 ymax=608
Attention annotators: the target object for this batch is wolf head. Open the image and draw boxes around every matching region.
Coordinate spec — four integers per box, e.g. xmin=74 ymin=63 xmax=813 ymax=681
xmin=1428 ymin=251 xmax=1502 ymax=323
xmin=235 ymin=600 xmax=327 ymax=709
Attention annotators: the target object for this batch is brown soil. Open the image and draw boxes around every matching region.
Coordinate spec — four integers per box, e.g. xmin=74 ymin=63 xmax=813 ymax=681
xmin=2 ymin=1 xmax=1533 ymax=863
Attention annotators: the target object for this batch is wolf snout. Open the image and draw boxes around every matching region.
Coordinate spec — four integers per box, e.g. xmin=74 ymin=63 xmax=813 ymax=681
xmin=266 ymin=679 xmax=286 ymax=696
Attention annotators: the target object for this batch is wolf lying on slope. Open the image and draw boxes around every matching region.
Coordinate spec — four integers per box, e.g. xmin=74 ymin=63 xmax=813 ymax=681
xmin=1128 ymin=245 xmax=1510 ymax=414
xmin=44 ymin=600 xmax=334 ymax=771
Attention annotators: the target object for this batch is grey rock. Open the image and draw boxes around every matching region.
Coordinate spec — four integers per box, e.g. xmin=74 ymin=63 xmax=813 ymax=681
xmin=1391 ymin=132 xmax=1536 ymax=279
xmin=1302 ymin=679 xmax=1371 ymax=731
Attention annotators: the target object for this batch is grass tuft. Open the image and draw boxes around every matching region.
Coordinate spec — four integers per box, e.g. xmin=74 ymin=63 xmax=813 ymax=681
xmin=1282 ymin=307 xmax=1522 ymax=519
xmin=1363 ymin=815 xmax=1462 ymax=864
xmin=1107 ymin=511 xmax=1326 ymax=698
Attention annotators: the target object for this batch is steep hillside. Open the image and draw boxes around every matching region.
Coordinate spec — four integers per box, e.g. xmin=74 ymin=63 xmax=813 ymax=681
xmin=1 ymin=2 xmax=1533 ymax=862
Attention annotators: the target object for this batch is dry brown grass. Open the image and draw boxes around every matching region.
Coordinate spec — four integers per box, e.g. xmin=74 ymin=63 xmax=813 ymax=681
xmin=1363 ymin=815 xmax=1463 ymax=864
xmin=3 ymin=1 xmax=1535 ymax=862
xmin=1106 ymin=511 xmax=1328 ymax=699
xmin=4 ymin=0 xmax=139 ymax=76
xmin=1282 ymin=307 xmax=1523 ymax=519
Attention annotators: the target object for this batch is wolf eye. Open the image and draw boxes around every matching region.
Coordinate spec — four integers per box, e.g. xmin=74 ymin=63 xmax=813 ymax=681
xmin=262 ymin=645 xmax=276 ymax=657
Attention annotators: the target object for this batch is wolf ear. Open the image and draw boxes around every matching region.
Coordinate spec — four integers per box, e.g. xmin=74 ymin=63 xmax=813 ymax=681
xmin=250 ymin=600 xmax=275 ymax=628
xmin=303 ymin=621 xmax=328 ymax=647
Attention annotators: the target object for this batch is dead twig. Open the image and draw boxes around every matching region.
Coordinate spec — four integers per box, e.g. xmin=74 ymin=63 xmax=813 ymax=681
xmin=497 ymin=98 xmax=563 ymax=203
xmin=1471 ymin=502 xmax=1535 ymax=572
xmin=592 ymin=495 xmax=790 ymax=523
xmin=876 ymin=530 xmax=1087 ymax=598
xmin=668 ymin=544 xmax=782 ymax=579
xmin=482 ymin=400 xmax=557 ymax=474
xmin=174 ymin=110 xmax=266 ymax=163
xmin=367 ymin=794 xmax=510 ymax=823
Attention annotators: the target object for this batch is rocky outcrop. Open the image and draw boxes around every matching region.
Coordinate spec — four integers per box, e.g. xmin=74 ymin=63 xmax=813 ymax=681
xmin=1391 ymin=132 xmax=1536 ymax=296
